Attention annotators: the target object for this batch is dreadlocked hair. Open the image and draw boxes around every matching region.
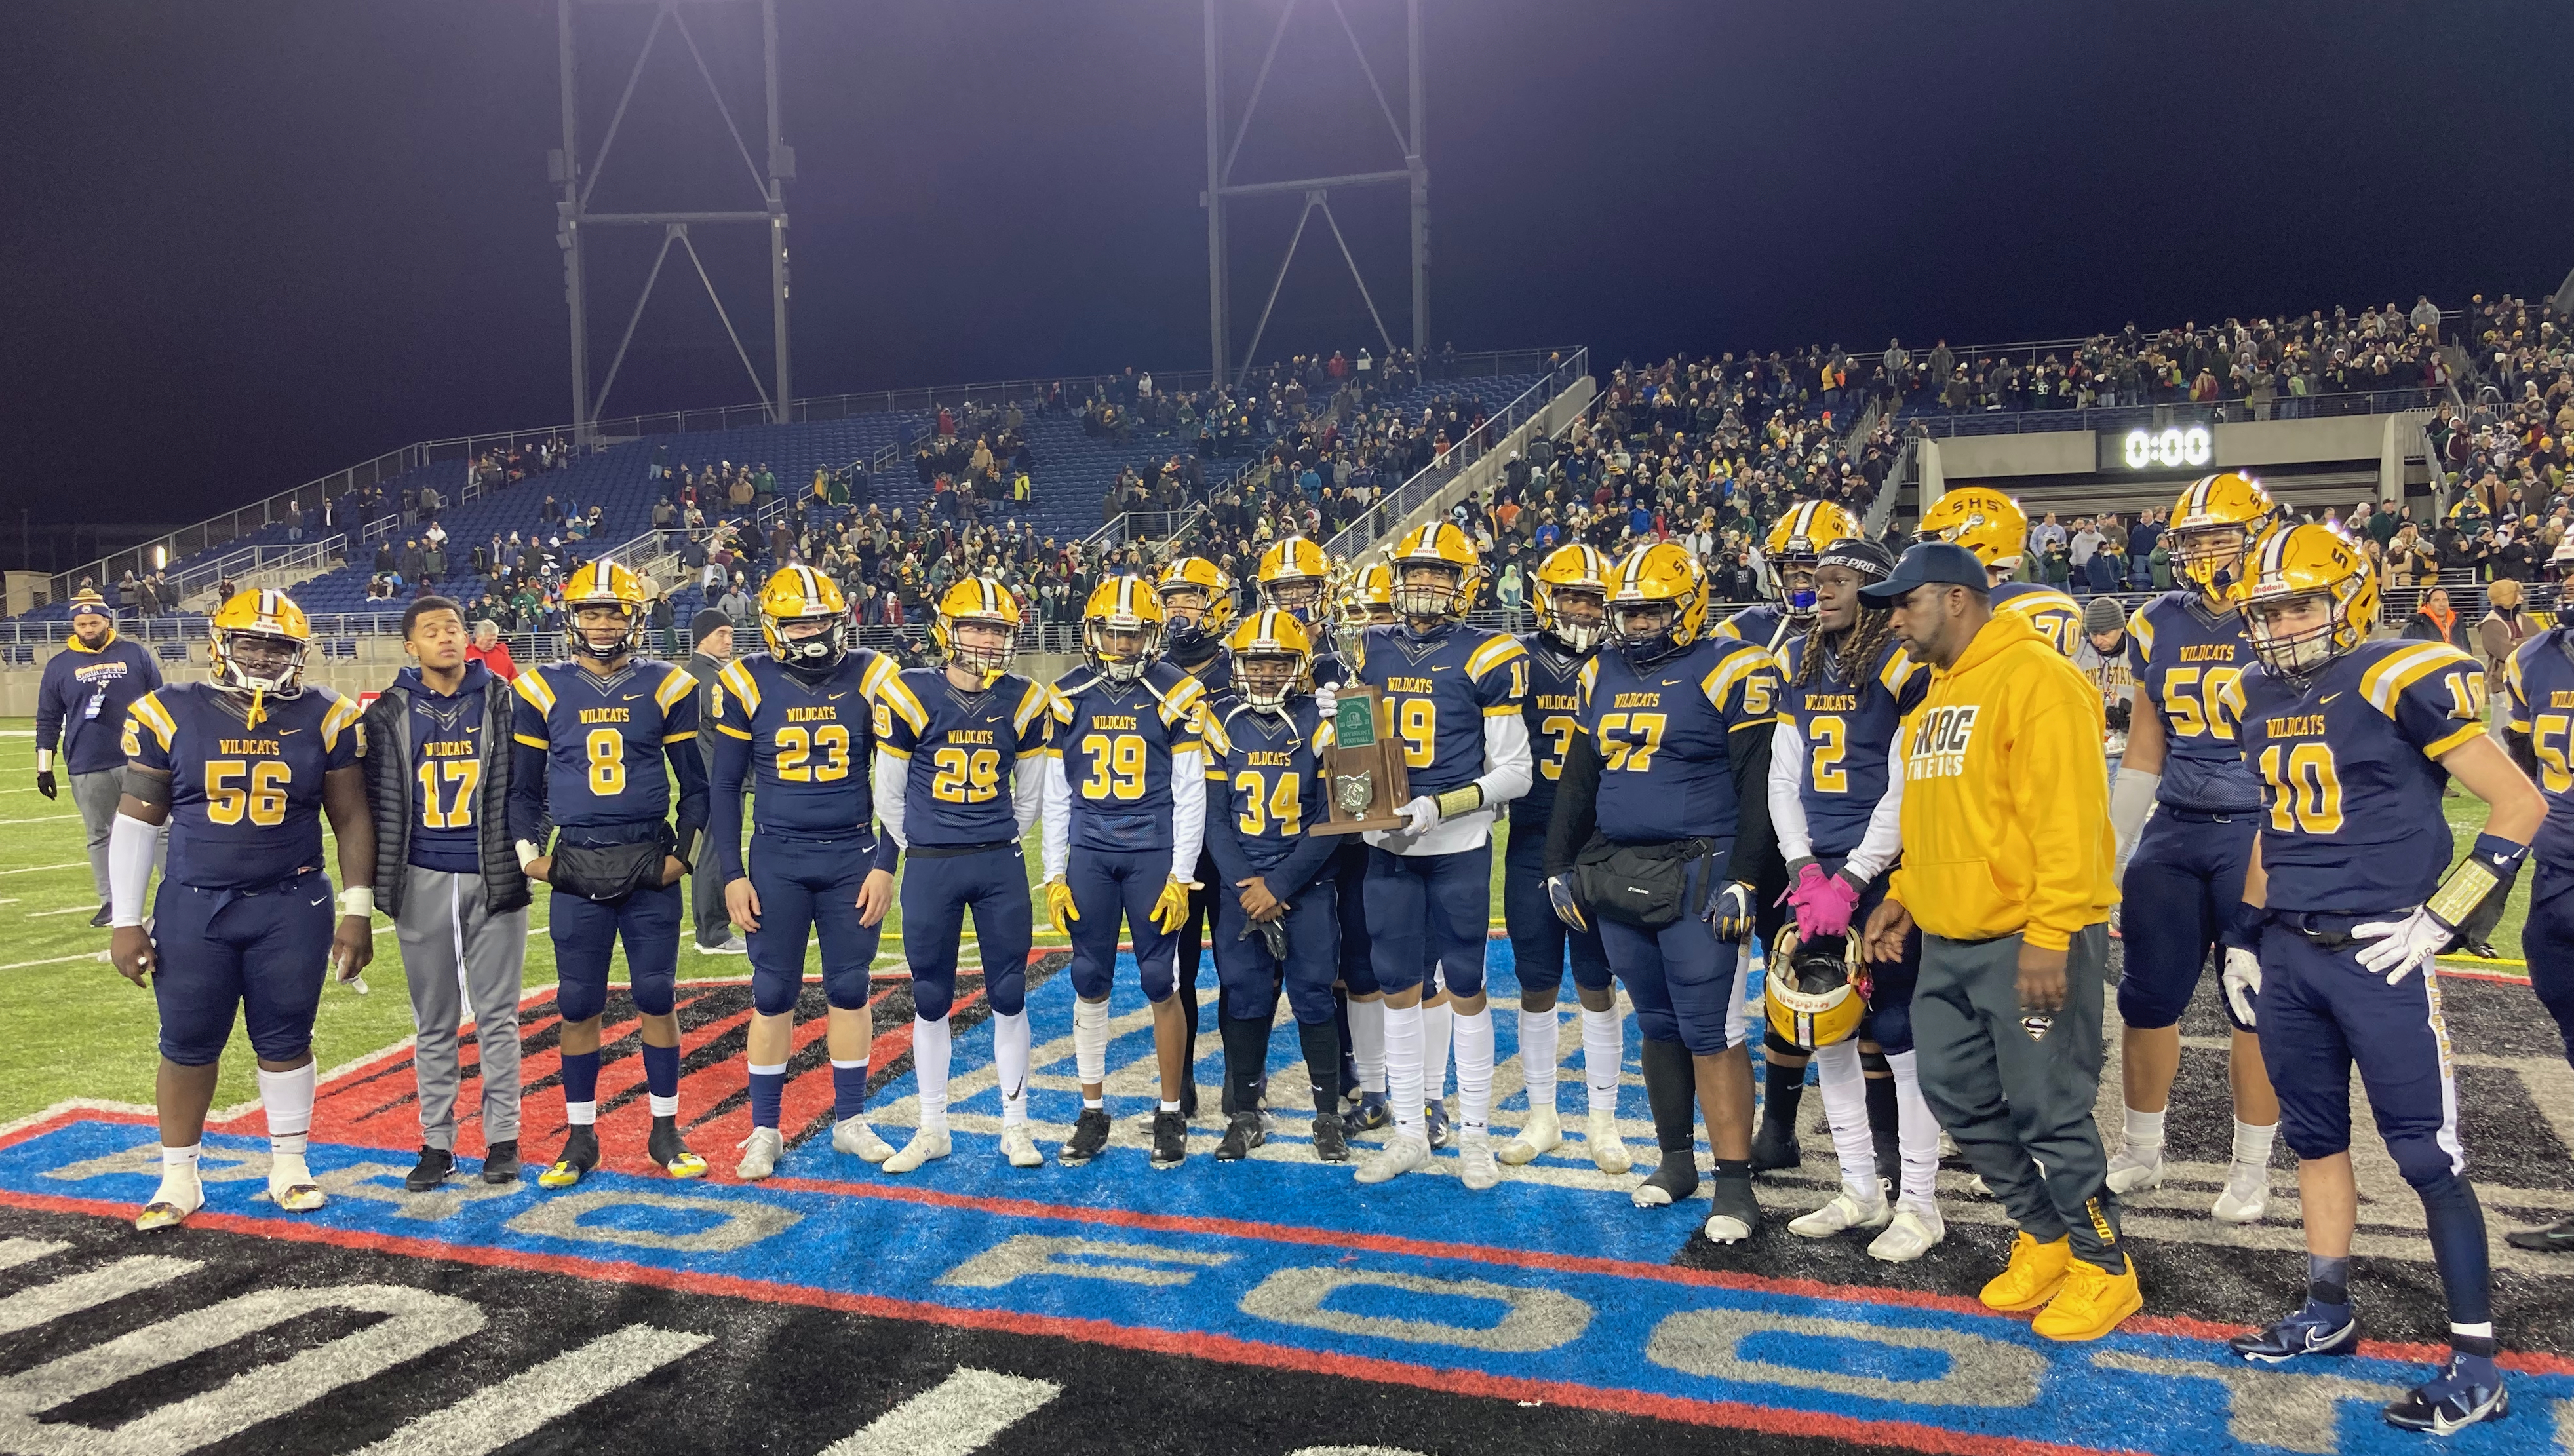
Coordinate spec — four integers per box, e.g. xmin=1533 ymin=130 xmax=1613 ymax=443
xmin=1794 ymin=601 xmax=1898 ymax=688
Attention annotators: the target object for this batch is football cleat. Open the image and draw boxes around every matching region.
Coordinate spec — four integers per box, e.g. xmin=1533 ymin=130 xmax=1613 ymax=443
xmin=1423 ymin=1100 xmax=1451 ymax=1150
xmin=883 ymin=1128 xmax=952 ymax=1173
xmin=1459 ymin=1130 xmax=1500 ymax=1191
xmin=1749 ymin=1117 xmax=1801 ymax=1173
xmin=2229 ymin=1300 xmax=2361 ymax=1364
xmin=480 ymin=1140 xmax=521 ymax=1185
xmin=1789 ymin=1188 xmax=1892 ymax=1238
xmin=2383 ymin=1354 xmax=2508 ymax=1434
xmin=2505 ymin=1214 xmax=2574 ymax=1253
xmin=1703 ymin=1177 xmax=1759 ymax=1244
xmin=539 ymin=1126 xmax=600 ymax=1189
xmin=1150 ymin=1110 xmax=1190 ymax=1169
xmin=734 ymin=1126 xmax=783 ymax=1181
xmin=832 ymin=1117 xmax=893 ymax=1162
xmin=267 ymin=1153 xmax=326 ymax=1214
xmin=405 ymin=1147 xmax=455 ymax=1193
xmin=1354 ymin=1132 xmax=1430 ymax=1185
xmin=133 ymin=1172 xmax=203 ymax=1233
xmin=1586 ymin=1107 xmax=1634 ymax=1174
xmin=1311 ymin=1113 xmax=1351 ymax=1163
xmin=1869 ymin=1205 xmax=1947 ymax=1263
xmin=1348 ymin=1090 xmax=1392 ymax=1132
xmin=1215 ymin=1112 xmax=1266 ymax=1162
xmin=1979 ymin=1232 xmax=2073 ymax=1311
xmin=1060 ymin=1107 xmax=1113 ymax=1162
xmin=1498 ymin=1107 xmax=1561 ymax=1166
xmin=1000 ymin=1124 xmax=1044 ymax=1169
xmin=1632 ymin=1150 xmax=1700 ymax=1208
xmin=649 ymin=1116 xmax=707 ymax=1179
xmin=88 ymin=903 xmax=112 ymax=928
xmin=2103 ymin=1145 xmax=2164 ymax=1195
xmin=2211 ymin=1162 xmax=2271 ymax=1224
xmin=2033 ymin=1255 xmax=2142 ymax=1341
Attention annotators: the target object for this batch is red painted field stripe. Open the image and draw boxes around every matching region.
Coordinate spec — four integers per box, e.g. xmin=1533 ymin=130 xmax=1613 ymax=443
xmin=693 ymin=985 xmax=990 ymax=1174
xmin=0 ymin=1186 xmax=2141 ymax=1456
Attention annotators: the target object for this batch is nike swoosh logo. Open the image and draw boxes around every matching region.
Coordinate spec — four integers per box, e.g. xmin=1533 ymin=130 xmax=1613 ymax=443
xmin=310 ymin=896 xmax=328 ymax=907
xmin=1661 ymin=679 xmax=1681 ymax=687
xmin=1432 ymin=665 xmax=1451 ymax=671
xmin=2320 ymin=693 xmax=2342 ymax=704
xmin=277 ymin=729 xmax=302 ymax=737
xmin=622 ymin=693 xmax=642 ymax=702
xmin=828 ymin=692 xmax=847 ymax=700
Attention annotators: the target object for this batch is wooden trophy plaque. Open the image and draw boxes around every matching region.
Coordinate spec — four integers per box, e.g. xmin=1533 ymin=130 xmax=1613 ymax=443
xmin=1315 ymin=683 xmax=1411 ymax=835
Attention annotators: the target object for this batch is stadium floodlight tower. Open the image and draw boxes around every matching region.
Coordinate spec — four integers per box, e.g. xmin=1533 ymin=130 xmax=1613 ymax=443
xmin=553 ymin=0 xmax=794 ymax=446
xmin=1203 ymin=0 xmax=1428 ymax=388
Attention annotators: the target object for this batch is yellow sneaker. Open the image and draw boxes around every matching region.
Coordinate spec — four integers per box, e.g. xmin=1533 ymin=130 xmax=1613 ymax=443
xmin=2032 ymin=1255 xmax=2142 ymax=1341
xmin=1979 ymin=1231 xmax=2073 ymax=1311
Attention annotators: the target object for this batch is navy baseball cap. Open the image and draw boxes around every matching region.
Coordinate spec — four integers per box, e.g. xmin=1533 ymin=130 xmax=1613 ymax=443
xmin=1857 ymin=542 xmax=1989 ymax=603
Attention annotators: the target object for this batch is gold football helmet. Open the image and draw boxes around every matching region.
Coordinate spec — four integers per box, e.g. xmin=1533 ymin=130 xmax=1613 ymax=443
xmin=1225 ymin=609 xmax=1313 ymax=713
xmin=1155 ymin=556 xmax=1236 ymax=653
xmin=562 ymin=560 xmax=648 ymax=662
xmin=1766 ymin=501 xmax=1865 ymax=623
xmin=1081 ymin=575 xmax=1167 ymax=683
xmin=1915 ymin=488 xmax=2030 ymax=577
xmin=1607 ymin=541 xmax=1709 ymax=665
xmin=1340 ymin=562 xmax=1396 ymax=628
xmin=2166 ymin=472 xmax=2279 ymax=600
xmin=1386 ymin=522 xmax=1483 ymax=626
xmin=1255 ymin=537 xmax=1335 ymax=624
xmin=757 ymin=564 xmax=849 ymax=671
xmin=2240 ymin=523 xmax=2379 ymax=677
xmin=1531 ymin=543 xmax=1611 ymax=654
xmin=1763 ymin=927 xmax=1866 ymax=1051
xmin=208 ymin=588 xmax=313 ymax=712
xmin=932 ymin=576 xmax=1023 ymax=686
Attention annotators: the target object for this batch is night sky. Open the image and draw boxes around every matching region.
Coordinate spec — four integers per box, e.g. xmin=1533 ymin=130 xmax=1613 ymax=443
xmin=3 ymin=1 xmax=2569 ymax=529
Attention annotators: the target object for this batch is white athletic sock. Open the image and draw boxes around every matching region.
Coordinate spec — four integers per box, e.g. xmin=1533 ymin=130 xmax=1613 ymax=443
xmin=1072 ymin=996 xmax=1110 ymax=1087
xmin=993 ymin=1010 xmax=1032 ymax=1127
xmin=1888 ymin=1050 xmax=1940 ymax=1212
xmin=1454 ymin=1007 xmax=1494 ymax=1134
xmin=2122 ymin=1106 xmax=2166 ymax=1159
xmin=153 ymin=1143 xmax=201 ymax=1207
xmin=1814 ymin=1041 xmax=1877 ymax=1201
xmin=1519 ymin=1008 xmax=1561 ymax=1115
xmin=1580 ymin=1006 xmax=1624 ymax=1114
xmin=1348 ymin=997 xmax=1386 ymax=1094
xmin=1384 ymin=1001 xmax=1426 ymax=1138
xmin=257 ymin=1063 xmax=315 ymax=1149
xmin=2232 ymin=1118 xmax=2278 ymax=1167
xmin=1422 ymin=1000 xmax=1453 ymax=1105
xmin=913 ymin=1015 xmax=952 ymax=1134
xmin=564 ymin=1101 xmax=597 ymax=1126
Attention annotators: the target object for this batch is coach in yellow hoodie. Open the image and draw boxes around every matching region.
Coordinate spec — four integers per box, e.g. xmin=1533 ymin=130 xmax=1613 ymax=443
xmin=1858 ymin=543 xmax=2134 ymax=1342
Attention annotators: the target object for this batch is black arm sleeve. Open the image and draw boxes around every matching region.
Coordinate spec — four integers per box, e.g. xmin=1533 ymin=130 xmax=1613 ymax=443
xmin=1728 ymin=721 xmax=1778 ymax=887
xmin=1542 ymin=733 xmax=1604 ymax=877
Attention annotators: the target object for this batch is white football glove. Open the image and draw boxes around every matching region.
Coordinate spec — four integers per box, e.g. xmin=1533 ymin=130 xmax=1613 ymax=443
xmin=2350 ymin=906 xmax=2455 ymax=985
xmin=2220 ymin=946 xmax=2261 ymax=1026
xmin=1313 ymin=683 xmax=1338 ymax=718
xmin=1394 ymin=795 xmax=1441 ymax=836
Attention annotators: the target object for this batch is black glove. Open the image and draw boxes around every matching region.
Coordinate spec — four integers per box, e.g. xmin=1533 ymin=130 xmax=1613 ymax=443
xmin=2105 ymin=699 xmax=2131 ymax=733
xmin=33 ymin=770 xmax=55 ymax=801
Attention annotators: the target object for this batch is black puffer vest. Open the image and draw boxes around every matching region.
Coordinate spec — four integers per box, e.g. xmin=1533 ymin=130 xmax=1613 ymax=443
xmin=362 ymin=666 xmax=532 ymax=918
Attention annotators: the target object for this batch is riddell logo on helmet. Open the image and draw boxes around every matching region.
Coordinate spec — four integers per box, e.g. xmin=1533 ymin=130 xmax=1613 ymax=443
xmin=1906 ymin=704 xmax=1978 ymax=779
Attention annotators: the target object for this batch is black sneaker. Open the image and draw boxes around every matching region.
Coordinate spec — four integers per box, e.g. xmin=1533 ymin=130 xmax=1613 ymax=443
xmin=1150 ymin=1110 xmax=1189 ymax=1169
xmin=1749 ymin=1117 xmax=1801 ymax=1173
xmin=1061 ymin=1107 xmax=1112 ymax=1163
xmin=648 ymin=1114 xmax=709 ymax=1179
xmin=480 ymin=1140 xmax=522 ymax=1185
xmin=88 ymin=903 xmax=111 ymax=928
xmin=405 ymin=1147 xmax=455 ymax=1192
xmin=1215 ymin=1111 xmax=1266 ymax=1161
xmin=2505 ymin=1214 xmax=2574 ymax=1254
xmin=1311 ymin=1113 xmax=1350 ymax=1163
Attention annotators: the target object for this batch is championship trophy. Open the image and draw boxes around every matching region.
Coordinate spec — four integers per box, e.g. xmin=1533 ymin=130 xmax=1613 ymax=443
xmin=1314 ymin=683 xmax=1411 ymax=835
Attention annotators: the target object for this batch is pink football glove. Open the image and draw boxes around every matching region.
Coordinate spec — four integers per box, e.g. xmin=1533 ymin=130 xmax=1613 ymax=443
xmin=1785 ymin=862 xmax=1863 ymax=940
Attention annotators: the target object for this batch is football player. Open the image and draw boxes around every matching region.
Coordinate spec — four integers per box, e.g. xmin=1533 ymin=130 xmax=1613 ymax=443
xmin=1044 ymin=577 xmax=1206 ymax=1170
xmin=1914 ymin=488 xmax=2084 ymax=657
xmin=2225 ymin=525 xmax=2542 ymax=1434
xmin=1329 ymin=522 xmax=1531 ymax=1187
xmin=1341 ymin=562 xmax=1397 ymax=630
xmin=1201 ymin=611 xmax=1350 ymax=1161
xmin=108 ymin=589 xmax=374 ymax=1230
xmin=2104 ymin=474 xmax=2282 ymax=1220
xmin=1332 ymin=560 xmax=1399 ymax=1128
xmin=1544 ymin=543 xmax=1782 ymax=1241
xmin=1498 ymin=544 xmax=1628 ymax=1173
xmin=508 ymin=562 xmax=711 ymax=1189
xmin=711 ymin=567 xmax=903 ymax=1181
xmin=1156 ymin=554 xmax=1236 ymax=1117
xmin=2504 ymin=619 xmax=2574 ymax=1253
xmin=870 ymin=577 xmax=1052 ymax=1172
xmin=1767 ymin=539 xmax=1944 ymax=1261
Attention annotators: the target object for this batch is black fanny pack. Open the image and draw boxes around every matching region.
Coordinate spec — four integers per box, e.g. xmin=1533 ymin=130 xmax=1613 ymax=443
xmin=1575 ymin=834 xmax=1713 ymax=929
xmin=550 ymin=826 xmax=674 ymax=903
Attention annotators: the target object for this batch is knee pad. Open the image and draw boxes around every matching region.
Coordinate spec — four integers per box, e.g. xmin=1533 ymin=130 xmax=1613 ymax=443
xmin=912 ymin=975 xmax=956 ymax=1024
xmin=1221 ymin=974 xmax=1279 ymax=1025
xmin=2392 ymin=1136 xmax=2466 ymax=1191
xmin=1284 ymin=980 xmax=1338 ymax=1026
xmin=751 ymin=961 xmax=802 ymax=1018
xmin=1865 ymin=999 xmax=1914 ymax=1056
xmin=985 ymin=964 xmax=1027 ymax=1018
xmin=1137 ymin=951 xmax=1177 ymax=1005
xmin=556 ymin=973 xmax=608 ymax=1026
xmin=1066 ymin=951 xmax=1116 ymax=1004
xmin=820 ymin=958 xmax=871 ymax=1012
xmin=2113 ymin=969 xmax=2188 ymax=1032
xmin=628 ymin=970 xmax=676 ymax=1018
xmin=1633 ymin=1004 xmax=1679 ymax=1046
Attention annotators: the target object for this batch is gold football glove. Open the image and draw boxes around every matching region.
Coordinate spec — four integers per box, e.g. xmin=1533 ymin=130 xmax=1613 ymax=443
xmin=1150 ymin=875 xmax=1196 ymax=934
xmin=1043 ymin=876 xmax=1079 ymax=936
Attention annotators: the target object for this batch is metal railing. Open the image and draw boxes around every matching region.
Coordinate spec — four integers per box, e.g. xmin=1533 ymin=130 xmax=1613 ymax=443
xmin=1324 ymin=349 xmax=1590 ymax=564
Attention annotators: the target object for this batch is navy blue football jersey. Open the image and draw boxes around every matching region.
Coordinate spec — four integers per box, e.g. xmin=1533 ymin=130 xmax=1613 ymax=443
xmin=2238 ymin=639 xmax=2487 ymax=913
xmin=1514 ymin=632 xmax=1593 ymax=829
xmin=1991 ymin=581 xmax=2083 ymax=659
xmin=1777 ymin=632 xmax=1927 ymax=858
xmin=125 ymin=683 xmax=362 ymax=891
xmin=1715 ymin=603 xmax=1797 ymax=655
xmin=2124 ymin=592 xmax=2262 ymax=813
xmin=1346 ymin=623 xmax=1529 ymax=797
xmin=709 ymin=649 xmax=898 ymax=872
xmin=2504 ymin=630 xmax=2574 ymax=870
xmin=405 ymin=673 xmax=492 ymax=873
xmin=1167 ymin=645 xmax=1234 ymax=704
xmin=874 ymin=667 xmax=1051 ymax=848
xmin=1201 ymin=695 xmax=1330 ymax=874
xmin=1578 ymin=636 xmax=1782 ymax=845
xmin=1050 ymin=661 xmax=1205 ymax=853
xmin=508 ymin=659 xmax=706 ymax=837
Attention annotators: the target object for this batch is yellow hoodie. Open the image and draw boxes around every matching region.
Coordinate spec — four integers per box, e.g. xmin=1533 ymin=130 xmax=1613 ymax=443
xmin=1888 ymin=611 xmax=2116 ymax=950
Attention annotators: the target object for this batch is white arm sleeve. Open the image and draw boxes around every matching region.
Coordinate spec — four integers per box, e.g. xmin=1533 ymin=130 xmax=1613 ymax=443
xmin=1169 ymin=747 xmax=1205 ymax=883
xmin=1842 ymin=739 xmax=1908 ymax=887
xmin=1013 ymin=754 xmax=1047 ymax=839
xmin=109 ymin=812 xmax=158 ymax=928
xmin=1473 ymin=711 xmax=1533 ymax=809
xmin=873 ymin=751 xmax=910 ymax=850
xmin=2110 ymin=767 xmax=2160 ymax=862
xmin=1768 ymin=719 xmax=1814 ymax=865
xmin=1040 ymin=753 xmax=1073 ymax=881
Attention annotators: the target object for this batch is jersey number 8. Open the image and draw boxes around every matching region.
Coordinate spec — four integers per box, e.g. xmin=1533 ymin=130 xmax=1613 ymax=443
xmin=585 ymin=729 xmax=625 ymax=797
xmin=204 ymin=759 xmax=290 ymax=827
xmin=931 ymin=746 xmax=1002 ymax=803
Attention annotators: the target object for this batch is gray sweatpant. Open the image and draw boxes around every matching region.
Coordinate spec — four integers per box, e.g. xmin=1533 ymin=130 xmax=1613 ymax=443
xmin=71 ymin=767 xmax=164 ymax=902
xmin=397 ymin=865 xmax=530 ymax=1151
xmin=1914 ymin=923 xmax=2124 ymax=1268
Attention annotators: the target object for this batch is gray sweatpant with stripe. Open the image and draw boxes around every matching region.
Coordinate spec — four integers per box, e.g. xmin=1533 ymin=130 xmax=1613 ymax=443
xmin=1913 ymin=923 xmax=2124 ymax=1269
xmin=397 ymin=866 xmax=530 ymax=1150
